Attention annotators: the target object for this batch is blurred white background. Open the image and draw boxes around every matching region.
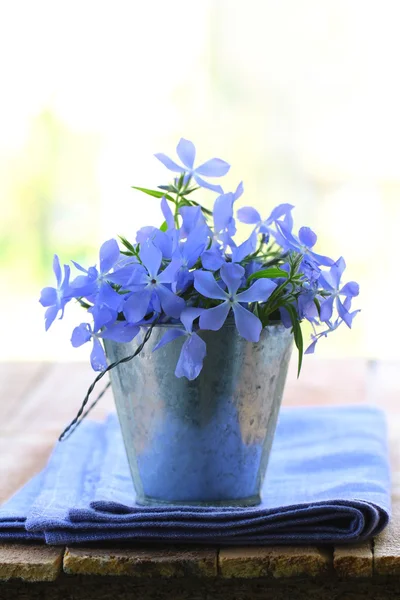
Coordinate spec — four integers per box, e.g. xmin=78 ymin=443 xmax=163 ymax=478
xmin=0 ymin=0 xmax=398 ymax=362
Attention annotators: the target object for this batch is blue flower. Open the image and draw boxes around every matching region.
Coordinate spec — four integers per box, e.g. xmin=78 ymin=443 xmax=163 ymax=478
xmin=160 ymin=195 xmax=176 ymax=231
xmin=274 ymin=222 xmax=334 ymax=267
xmin=231 ymin=231 xmax=258 ymax=264
xmin=305 ymin=301 xmax=358 ymax=355
xmin=173 ymin=226 xmax=209 ymax=293
xmin=155 ymin=138 xmax=230 ymax=193
xmin=194 ymin=263 xmax=276 ymax=342
xmin=244 ymin=259 xmax=264 ymax=279
xmin=305 ymin=289 xmax=360 ymax=355
xmin=70 ymin=239 xmax=123 ymax=313
xmin=297 ymin=290 xmax=319 ymax=322
xmin=136 ymin=197 xmax=177 ymax=258
xmin=39 ymin=255 xmax=71 ymax=330
xmin=201 ymin=183 xmax=244 ymax=271
xmin=280 ymin=288 xmax=319 ymax=331
xmin=213 ymin=182 xmax=243 ymax=243
xmin=87 ymin=303 xmax=118 ymax=332
xmin=237 ymin=203 xmax=294 ymax=234
xmin=305 ymin=326 xmax=333 ymax=355
xmin=136 ymin=226 xmax=173 ymax=259
xmin=227 ymin=232 xmax=258 ymax=287
xmin=201 ymin=244 xmax=225 ymax=271
xmin=40 ymin=139 xmax=361 ymax=380
xmin=300 ymin=256 xmax=321 ymax=283
xmin=319 ymin=257 xmax=360 ymax=327
xmin=153 ymin=307 xmax=206 ymax=380
xmin=123 ymin=241 xmax=185 ymax=322
xmin=71 ymin=323 xmax=108 ymax=371
xmin=179 ymin=205 xmax=207 ymax=238
xmin=71 ymin=320 xmax=140 ymax=371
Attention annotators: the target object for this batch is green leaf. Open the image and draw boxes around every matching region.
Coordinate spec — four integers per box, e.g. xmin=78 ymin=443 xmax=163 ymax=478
xmin=283 ymin=302 xmax=303 ymax=378
xmin=131 ymin=186 xmax=175 ymax=203
xmin=182 ymin=186 xmax=200 ymax=196
xmin=159 ymin=220 xmax=168 ymax=232
xmin=253 ymin=303 xmax=261 ymax=320
xmin=177 ymin=199 xmax=192 ymax=209
xmin=76 ymin=298 xmax=92 ymax=310
xmin=158 ymin=183 xmax=180 ymax=194
xmin=248 ymin=267 xmax=289 ymax=281
xmin=118 ymin=235 xmax=136 ymax=254
xmin=313 ymin=297 xmax=321 ymax=316
xmin=288 ymin=252 xmax=304 ymax=277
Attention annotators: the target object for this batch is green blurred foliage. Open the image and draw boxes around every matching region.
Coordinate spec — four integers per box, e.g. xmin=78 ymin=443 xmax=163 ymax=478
xmin=0 ymin=110 xmax=101 ymax=291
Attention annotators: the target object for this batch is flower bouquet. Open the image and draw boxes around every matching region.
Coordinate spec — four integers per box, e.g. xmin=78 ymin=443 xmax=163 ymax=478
xmin=40 ymin=139 xmax=360 ymax=506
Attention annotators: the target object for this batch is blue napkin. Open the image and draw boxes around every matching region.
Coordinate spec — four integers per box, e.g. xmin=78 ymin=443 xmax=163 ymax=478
xmin=0 ymin=405 xmax=391 ymax=545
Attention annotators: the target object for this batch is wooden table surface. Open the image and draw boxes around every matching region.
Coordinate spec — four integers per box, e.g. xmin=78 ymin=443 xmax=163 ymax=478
xmin=0 ymin=358 xmax=399 ymax=600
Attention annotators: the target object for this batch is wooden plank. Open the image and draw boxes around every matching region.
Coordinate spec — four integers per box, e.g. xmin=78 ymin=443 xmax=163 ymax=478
xmin=0 ymin=362 xmax=114 ymax=506
xmin=0 ymin=364 xmax=66 ymax=583
xmin=64 ymin=546 xmax=217 ymax=578
xmin=0 ymin=544 xmax=63 ymax=582
xmin=333 ymin=542 xmax=372 ymax=578
xmin=0 ymin=365 xmax=64 ymax=504
xmin=0 ymin=362 xmax=50 ymax=425
xmin=0 ymin=363 xmax=114 ymax=504
xmin=0 ymin=364 xmax=102 ymax=503
xmin=219 ymin=546 xmax=331 ymax=578
xmin=3 ymin=362 xmax=114 ymax=435
xmin=374 ymin=506 xmax=400 ymax=576
xmin=0 ymin=362 xmax=48 ymax=398
xmin=374 ymin=416 xmax=400 ymax=575
xmin=0 ymin=362 xmax=113 ymax=586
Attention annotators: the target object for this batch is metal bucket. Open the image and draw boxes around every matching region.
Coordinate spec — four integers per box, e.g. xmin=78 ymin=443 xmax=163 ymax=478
xmin=104 ymin=322 xmax=293 ymax=507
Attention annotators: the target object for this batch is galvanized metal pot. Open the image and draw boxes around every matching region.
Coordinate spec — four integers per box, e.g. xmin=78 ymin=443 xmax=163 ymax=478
xmin=104 ymin=323 xmax=293 ymax=507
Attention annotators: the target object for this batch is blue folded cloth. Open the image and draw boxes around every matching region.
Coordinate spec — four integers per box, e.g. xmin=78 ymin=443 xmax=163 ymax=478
xmin=0 ymin=405 xmax=391 ymax=545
